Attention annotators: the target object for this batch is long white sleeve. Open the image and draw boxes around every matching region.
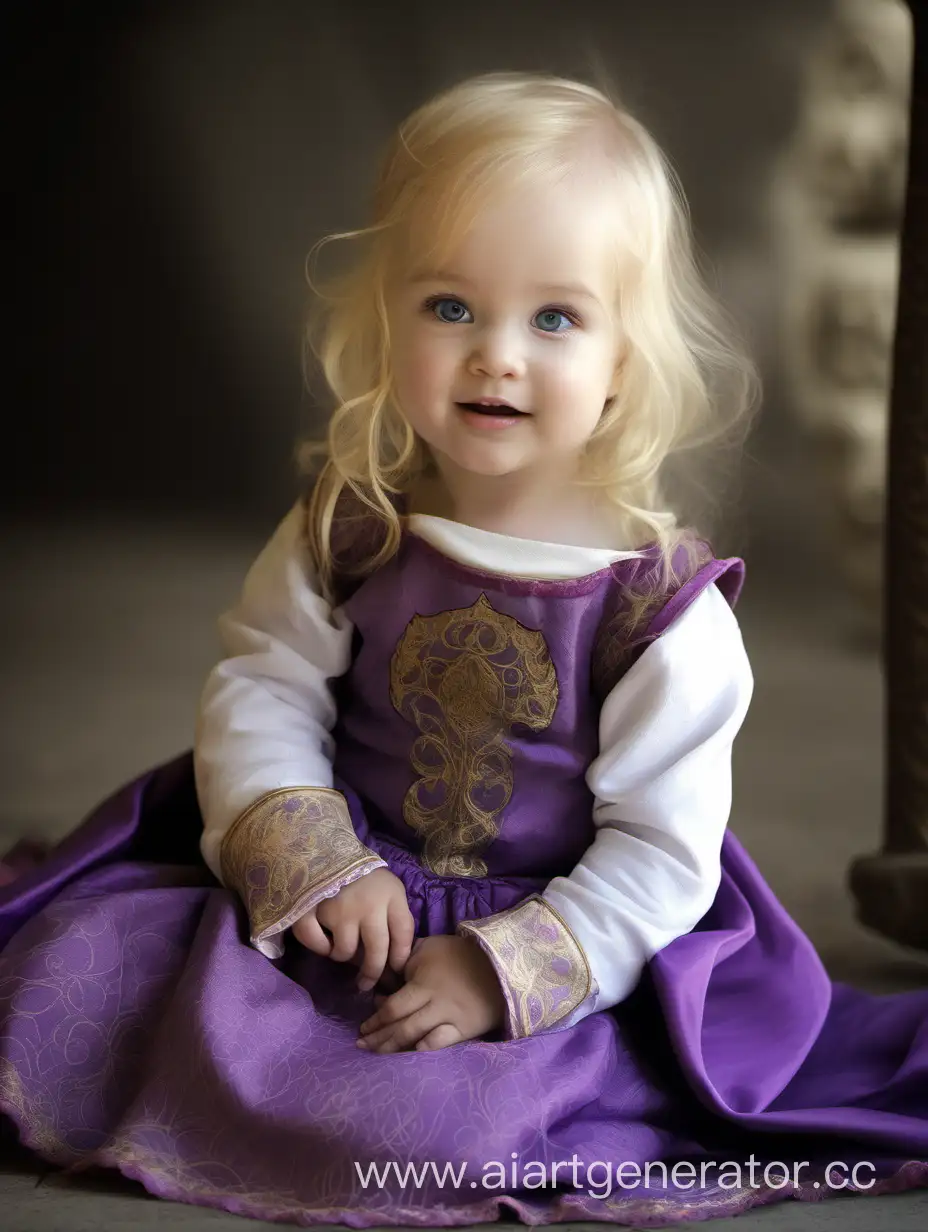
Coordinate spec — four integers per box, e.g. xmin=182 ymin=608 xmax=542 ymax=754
xmin=542 ymin=582 xmax=753 ymax=1020
xmin=194 ymin=502 xmax=356 ymax=883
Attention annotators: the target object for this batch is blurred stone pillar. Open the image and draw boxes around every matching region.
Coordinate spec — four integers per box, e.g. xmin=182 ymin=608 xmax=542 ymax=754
xmin=849 ymin=2 xmax=928 ymax=952
xmin=773 ymin=0 xmax=912 ymax=631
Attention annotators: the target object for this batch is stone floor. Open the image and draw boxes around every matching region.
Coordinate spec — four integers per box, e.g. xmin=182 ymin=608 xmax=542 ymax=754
xmin=0 ymin=516 xmax=926 ymax=1230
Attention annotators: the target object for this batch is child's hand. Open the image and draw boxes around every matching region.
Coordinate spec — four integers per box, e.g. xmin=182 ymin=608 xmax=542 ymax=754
xmin=356 ymin=935 xmax=506 ymax=1053
xmin=291 ymin=868 xmax=415 ymax=992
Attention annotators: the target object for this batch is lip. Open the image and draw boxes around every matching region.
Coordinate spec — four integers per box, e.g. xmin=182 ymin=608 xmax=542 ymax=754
xmin=455 ymin=400 xmax=528 ymax=432
xmin=455 ymin=399 xmax=529 ymax=416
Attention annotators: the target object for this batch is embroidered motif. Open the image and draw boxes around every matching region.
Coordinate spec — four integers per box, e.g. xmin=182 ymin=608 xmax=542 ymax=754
xmin=390 ymin=595 xmax=558 ymax=877
xmin=219 ymin=788 xmax=384 ymax=942
xmin=458 ymin=895 xmax=592 ymax=1037
xmin=591 ymin=537 xmax=713 ymax=702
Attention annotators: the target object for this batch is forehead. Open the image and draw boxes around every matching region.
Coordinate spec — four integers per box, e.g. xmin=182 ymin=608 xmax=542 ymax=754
xmin=404 ymin=172 xmax=621 ymax=294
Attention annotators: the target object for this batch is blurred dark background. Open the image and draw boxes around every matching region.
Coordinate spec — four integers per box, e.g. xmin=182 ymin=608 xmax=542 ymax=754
xmin=4 ymin=0 xmax=925 ymax=995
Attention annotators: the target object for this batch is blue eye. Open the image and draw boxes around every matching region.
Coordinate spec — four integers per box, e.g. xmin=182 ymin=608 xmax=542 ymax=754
xmin=428 ymin=297 xmax=472 ymax=324
xmin=533 ymin=308 xmax=574 ymax=333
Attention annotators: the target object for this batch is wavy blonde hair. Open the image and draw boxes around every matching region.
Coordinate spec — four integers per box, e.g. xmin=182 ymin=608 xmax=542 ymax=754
xmin=302 ymin=71 xmax=759 ymax=599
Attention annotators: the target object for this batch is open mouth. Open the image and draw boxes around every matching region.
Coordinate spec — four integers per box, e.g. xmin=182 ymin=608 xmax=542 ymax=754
xmin=456 ymin=401 xmax=529 ymax=417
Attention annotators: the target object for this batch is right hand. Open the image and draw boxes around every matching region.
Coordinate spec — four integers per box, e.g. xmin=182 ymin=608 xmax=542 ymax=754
xmin=291 ymin=868 xmax=415 ymax=992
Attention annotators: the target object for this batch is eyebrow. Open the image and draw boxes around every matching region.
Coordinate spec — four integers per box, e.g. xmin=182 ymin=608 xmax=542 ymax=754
xmin=409 ymin=270 xmax=602 ymax=304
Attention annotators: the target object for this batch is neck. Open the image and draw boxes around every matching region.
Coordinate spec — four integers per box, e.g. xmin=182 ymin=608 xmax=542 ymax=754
xmin=414 ymin=455 xmax=622 ymax=549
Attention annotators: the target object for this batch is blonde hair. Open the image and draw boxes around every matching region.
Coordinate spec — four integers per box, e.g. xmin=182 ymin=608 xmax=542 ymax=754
xmin=302 ymin=71 xmax=759 ymax=599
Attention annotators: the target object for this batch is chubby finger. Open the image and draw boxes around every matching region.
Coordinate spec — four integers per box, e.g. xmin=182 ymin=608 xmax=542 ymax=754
xmin=360 ymin=1004 xmax=444 ymax=1054
xmin=291 ymin=912 xmax=332 ymax=957
xmin=356 ymin=917 xmax=390 ymax=992
xmin=387 ymin=902 xmax=416 ymax=973
xmin=415 ymin=1024 xmax=463 ymax=1052
xmin=329 ymin=920 xmax=360 ymax=964
xmin=359 ymin=983 xmax=430 ymax=1037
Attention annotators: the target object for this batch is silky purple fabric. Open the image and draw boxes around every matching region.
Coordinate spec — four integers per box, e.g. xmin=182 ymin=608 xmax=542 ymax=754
xmin=0 ymin=538 xmax=926 ymax=1225
xmin=0 ymin=756 xmax=926 ymax=1225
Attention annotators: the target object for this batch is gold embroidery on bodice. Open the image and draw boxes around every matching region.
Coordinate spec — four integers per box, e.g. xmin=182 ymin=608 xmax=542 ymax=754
xmin=390 ymin=595 xmax=558 ymax=877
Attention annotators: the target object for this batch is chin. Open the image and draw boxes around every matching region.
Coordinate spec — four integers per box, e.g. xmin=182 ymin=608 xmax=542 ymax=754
xmin=428 ymin=435 xmax=535 ymax=481
xmin=451 ymin=452 xmax=528 ymax=479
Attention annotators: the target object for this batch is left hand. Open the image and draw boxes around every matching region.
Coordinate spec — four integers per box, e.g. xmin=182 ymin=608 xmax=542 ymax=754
xmin=357 ymin=934 xmax=506 ymax=1053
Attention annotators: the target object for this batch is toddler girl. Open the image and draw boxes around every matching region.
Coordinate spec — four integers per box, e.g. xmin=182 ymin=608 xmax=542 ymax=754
xmin=1 ymin=72 xmax=925 ymax=1227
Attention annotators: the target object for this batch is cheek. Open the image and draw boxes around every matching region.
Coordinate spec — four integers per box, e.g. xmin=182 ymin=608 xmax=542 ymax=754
xmin=392 ymin=332 xmax=454 ymax=409
xmin=537 ymin=346 xmax=614 ymax=435
xmin=538 ymin=347 xmax=608 ymax=402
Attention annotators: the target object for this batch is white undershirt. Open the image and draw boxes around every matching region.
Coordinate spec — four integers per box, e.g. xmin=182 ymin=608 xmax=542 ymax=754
xmin=194 ymin=503 xmax=753 ymax=1022
xmin=406 ymin=513 xmax=644 ymax=577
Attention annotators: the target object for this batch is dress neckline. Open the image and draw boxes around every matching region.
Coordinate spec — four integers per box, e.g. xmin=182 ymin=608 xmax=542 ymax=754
xmin=406 ymin=512 xmax=643 ymax=562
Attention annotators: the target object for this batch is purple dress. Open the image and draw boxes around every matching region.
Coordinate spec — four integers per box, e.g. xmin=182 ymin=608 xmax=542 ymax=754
xmin=0 ymin=528 xmax=925 ymax=1227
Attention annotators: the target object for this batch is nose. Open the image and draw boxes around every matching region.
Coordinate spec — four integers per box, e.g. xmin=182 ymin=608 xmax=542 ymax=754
xmin=466 ymin=325 xmax=526 ymax=380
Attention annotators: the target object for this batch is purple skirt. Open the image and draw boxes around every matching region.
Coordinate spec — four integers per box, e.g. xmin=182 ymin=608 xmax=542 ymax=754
xmin=0 ymin=754 xmax=925 ymax=1226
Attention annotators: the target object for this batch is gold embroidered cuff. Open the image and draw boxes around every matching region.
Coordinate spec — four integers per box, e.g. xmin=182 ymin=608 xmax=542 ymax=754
xmin=219 ymin=787 xmax=386 ymax=955
xmin=457 ymin=895 xmax=593 ymax=1039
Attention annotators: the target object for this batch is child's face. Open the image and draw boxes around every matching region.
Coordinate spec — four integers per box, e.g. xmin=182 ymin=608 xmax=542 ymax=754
xmin=388 ymin=173 xmax=624 ymax=484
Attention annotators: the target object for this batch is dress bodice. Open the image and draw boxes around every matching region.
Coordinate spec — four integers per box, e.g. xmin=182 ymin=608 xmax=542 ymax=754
xmin=331 ymin=519 xmax=740 ymax=880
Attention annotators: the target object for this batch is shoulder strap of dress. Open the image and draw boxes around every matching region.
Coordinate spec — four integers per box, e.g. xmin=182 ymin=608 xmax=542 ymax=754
xmin=642 ymin=554 xmax=745 ymax=641
xmin=301 ymin=480 xmax=402 ymax=605
xmin=592 ymin=535 xmax=745 ymax=702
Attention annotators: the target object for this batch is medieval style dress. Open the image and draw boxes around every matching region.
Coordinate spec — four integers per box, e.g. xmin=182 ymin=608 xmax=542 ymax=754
xmin=0 ymin=500 xmax=925 ymax=1227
